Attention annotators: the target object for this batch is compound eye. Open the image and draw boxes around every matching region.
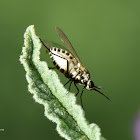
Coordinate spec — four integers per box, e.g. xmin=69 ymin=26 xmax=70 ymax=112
xmin=81 ymin=76 xmax=84 ymax=79
xmin=89 ymin=81 xmax=94 ymax=88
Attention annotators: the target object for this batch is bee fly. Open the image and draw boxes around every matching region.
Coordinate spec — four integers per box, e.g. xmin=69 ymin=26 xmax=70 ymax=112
xmin=39 ymin=27 xmax=110 ymax=110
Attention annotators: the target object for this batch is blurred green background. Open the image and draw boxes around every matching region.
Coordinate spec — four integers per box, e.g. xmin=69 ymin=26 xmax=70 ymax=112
xmin=0 ymin=0 xmax=140 ymax=140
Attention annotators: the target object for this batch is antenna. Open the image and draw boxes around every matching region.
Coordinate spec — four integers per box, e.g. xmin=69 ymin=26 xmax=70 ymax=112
xmin=94 ymin=88 xmax=110 ymax=101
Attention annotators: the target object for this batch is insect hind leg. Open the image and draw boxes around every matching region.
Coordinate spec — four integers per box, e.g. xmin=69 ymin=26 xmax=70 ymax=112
xmin=49 ymin=67 xmax=57 ymax=69
xmin=64 ymin=79 xmax=73 ymax=95
xmin=64 ymin=79 xmax=71 ymax=86
xmin=39 ymin=38 xmax=50 ymax=52
xmin=40 ymin=38 xmax=70 ymax=76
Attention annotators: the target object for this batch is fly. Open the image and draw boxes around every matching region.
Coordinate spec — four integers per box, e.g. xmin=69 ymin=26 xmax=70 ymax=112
xmin=39 ymin=27 xmax=110 ymax=110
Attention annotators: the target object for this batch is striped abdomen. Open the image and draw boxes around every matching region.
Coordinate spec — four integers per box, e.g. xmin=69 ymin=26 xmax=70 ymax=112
xmin=49 ymin=47 xmax=78 ymax=78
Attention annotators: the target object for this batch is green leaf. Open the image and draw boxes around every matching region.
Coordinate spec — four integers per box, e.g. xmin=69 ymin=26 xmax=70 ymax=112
xmin=19 ymin=25 xmax=106 ymax=140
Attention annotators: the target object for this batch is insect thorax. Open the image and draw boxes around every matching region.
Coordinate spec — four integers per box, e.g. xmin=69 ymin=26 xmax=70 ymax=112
xmin=74 ymin=67 xmax=90 ymax=84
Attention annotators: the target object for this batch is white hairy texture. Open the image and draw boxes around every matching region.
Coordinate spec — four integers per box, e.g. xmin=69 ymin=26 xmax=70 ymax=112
xmin=20 ymin=25 xmax=105 ymax=140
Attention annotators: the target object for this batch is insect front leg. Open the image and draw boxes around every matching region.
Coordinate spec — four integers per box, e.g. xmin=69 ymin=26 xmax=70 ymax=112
xmin=80 ymin=86 xmax=86 ymax=110
xmin=68 ymin=80 xmax=73 ymax=92
xmin=74 ymin=82 xmax=79 ymax=96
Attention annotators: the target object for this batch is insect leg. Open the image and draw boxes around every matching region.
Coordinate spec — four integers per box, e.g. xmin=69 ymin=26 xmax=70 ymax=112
xmin=64 ymin=79 xmax=71 ymax=86
xmin=80 ymin=87 xmax=86 ymax=110
xmin=39 ymin=38 xmax=50 ymax=52
xmin=74 ymin=82 xmax=79 ymax=96
xmin=49 ymin=67 xmax=57 ymax=69
xmin=68 ymin=81 xmax=73 ymax=92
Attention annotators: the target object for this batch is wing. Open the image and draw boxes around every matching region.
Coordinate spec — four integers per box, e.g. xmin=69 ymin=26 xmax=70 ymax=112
xmin=56 ymin=26 xmax=82 ymax=65
xmin=43 ymin=41 xmax=63 ymax=49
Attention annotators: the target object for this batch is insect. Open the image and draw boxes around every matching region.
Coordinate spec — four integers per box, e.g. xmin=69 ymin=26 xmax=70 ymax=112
xmin=39 ymin=27 xmax=110 ymax=110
